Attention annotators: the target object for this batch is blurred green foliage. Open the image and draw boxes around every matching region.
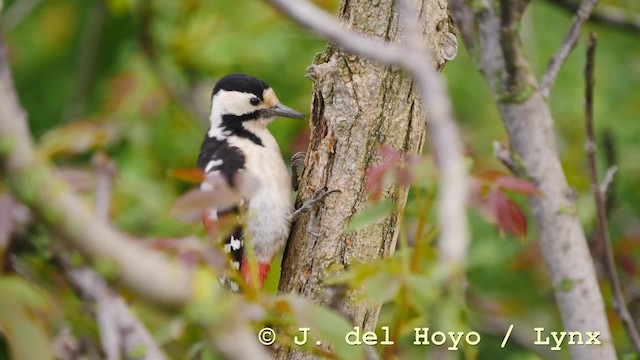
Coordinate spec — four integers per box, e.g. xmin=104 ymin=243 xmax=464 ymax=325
xmin=2 ymin=0 xmax=640 ymax=358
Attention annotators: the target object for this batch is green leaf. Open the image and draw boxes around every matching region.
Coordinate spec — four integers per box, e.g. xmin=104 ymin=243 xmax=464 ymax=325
xmin=0 ymin=276 xmax=53 ymax=360
xmin=363 ymin=272 xmax=400 ymax=303
xmin=404 ymin=274 xmax=439 ymax=318
xmin=347 ymin=199 xmax=394 ymax=232
xmin=312 ymin=306 xmax=363 ymax=360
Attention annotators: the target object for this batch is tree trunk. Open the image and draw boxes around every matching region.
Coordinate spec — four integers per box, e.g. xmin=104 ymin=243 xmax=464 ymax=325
xmin=277 ymin=0 xmax=453 ymax=357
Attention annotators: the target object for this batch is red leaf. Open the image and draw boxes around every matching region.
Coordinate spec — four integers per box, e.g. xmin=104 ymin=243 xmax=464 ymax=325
xmin=365 ymin=163 xmax=392 ymax=201
xmin=168 ymin=168 xmax=205 ymax=184
xmin=365 ymin=145 xmax=417 ymax=201
xmin=495 ymin=176 xmax=542 ymax=196
xmin=489 ymin=189 xmax=527 ymax=239
xmin=468 ymin=179 xmax=495 ymax=221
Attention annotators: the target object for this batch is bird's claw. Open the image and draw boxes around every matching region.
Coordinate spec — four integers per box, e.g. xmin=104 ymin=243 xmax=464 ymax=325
xmin=291 ymin=187 xmax=341 ymax=237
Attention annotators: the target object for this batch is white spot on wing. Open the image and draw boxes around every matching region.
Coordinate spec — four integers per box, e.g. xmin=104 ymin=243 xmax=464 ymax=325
xmin=205 ymin=159 xmax=223 ymax=173
xmin=230 ymin=236 xmax=242 ymax=250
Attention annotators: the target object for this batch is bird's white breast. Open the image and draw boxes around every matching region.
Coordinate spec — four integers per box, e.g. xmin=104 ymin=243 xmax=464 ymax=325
xmin=228 ymin=129 xmax=293 ymax=262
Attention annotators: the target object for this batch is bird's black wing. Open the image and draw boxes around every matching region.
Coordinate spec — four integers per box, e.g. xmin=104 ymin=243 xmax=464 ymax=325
xmin=198 ymin=135 xmax=246 ymax=290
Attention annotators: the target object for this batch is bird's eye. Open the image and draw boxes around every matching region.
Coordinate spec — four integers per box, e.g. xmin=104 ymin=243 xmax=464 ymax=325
xmin=250 ymin=97 xmax=260 ymax=106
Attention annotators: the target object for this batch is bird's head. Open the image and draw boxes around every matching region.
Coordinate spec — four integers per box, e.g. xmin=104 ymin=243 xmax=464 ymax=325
xmin=209 ymin=74 xmax=304 ymax=134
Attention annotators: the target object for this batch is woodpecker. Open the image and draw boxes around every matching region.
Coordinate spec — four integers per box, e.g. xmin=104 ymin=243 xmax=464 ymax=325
xmin=198 ymin=73 xmax=303 ymax=290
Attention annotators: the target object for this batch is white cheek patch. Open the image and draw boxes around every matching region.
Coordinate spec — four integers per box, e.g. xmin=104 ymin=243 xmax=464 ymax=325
xmin=212 ymin=90 xmax=259 ymax=117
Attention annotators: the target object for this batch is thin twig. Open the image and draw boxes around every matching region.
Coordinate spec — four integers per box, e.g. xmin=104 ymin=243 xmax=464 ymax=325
xmin=540 ymin=0 xmax=599 ymax=99
xmin=584 ymin=32 xmax=640 ymax=354
xmin=498 ymin=0 xmax=530 ymax=93
xmin=269 ymin=0 xmax=402 ymax=65
xmin=398 ymin=0 xmax=469 ymax=268
xmin=3 ymin=0 xmax=45 ymax=32
xmin=92 ymin=152 xmax=116 ymax=222
xmin=493 ymin=141 xmax=522 ymax=176
xmin=546 ymin=0 xmax=640 ymax=34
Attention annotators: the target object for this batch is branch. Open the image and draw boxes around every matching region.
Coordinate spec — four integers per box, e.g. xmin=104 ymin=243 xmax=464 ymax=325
xmin=399 ymin=0 xmax=468 ymax=268
xmin=584 ymin=32 xmax=640 ymax=354
xmin=92 ymin=152 xmax=116 ymax=222
xmin=0 ymin=31 xmax=194 ymax=308
xmin=493 ymin=141 xmax=522 ymax=176
xmin=449 ymin=1 xmax=617 ymax=358
xmin=546 ymin=0 xmax=640 ymax=34
xmin=64 ymin=266 xmax=168 ymax=360
xmin=539 ymin=0 xmax=599 ymax=99
xmin=498 ymin=0 xmax=530 ymax=93
xmin=3 ymin=0 xmax=45 ymax=33
xmin=268 ymin=0 xmax=403 ymax=65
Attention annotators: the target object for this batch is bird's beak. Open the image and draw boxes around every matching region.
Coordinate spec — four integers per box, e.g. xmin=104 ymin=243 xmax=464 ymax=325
xmin=261 ymin=103 xmax=305 ymax=120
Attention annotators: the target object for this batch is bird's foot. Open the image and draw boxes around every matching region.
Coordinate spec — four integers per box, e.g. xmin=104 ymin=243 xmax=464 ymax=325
xmin=292 ymin=187 xmax=341 ymax=236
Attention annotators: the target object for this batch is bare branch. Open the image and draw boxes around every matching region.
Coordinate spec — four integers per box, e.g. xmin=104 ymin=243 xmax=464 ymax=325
xmin=584 ymin=32 xmax=640 ymax=354
xmin=449 ymin=1 xmax=617 ymax=358
xmin=539 ymin=0 xmax=599 ymax=99
xmin=3 ymin=0 xmax=45 ymax=33
xmin=449 ymin=0 xmax=476 ymax=52
xmin=493 ymin=141 xmax=521 ymax=176
xmin=498 ymin=0 xmax=531 ymax=93
xmin=92 ymin=152 xmax=117 ymax=222
xmin=0 ymin=32 xmax=194 ymax=308
xmin=399 ymin=0 xmax=468 ymax=267
xmin=65 ymin=267 xmax=168 ymax=360
xmin=546 ymin=0 xmax=640 ymax=34
xmin=268 ymin=0 xmax=403 ymax=65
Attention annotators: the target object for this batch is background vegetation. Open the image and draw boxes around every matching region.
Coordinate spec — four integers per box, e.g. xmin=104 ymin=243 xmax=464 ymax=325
xmin=1 ymin=0 xmax=639 ymax=358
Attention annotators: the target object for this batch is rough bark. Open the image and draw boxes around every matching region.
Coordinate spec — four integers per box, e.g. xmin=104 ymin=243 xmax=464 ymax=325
xmin=277 ymin=0 xmax=453 ymax=357
xmin=451 ymin=1 xmax=616 ymax=359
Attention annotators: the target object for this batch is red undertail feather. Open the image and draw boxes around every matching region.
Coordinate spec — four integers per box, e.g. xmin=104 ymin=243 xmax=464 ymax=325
xmin=241 ymin=259 xmax=271 ymax=288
